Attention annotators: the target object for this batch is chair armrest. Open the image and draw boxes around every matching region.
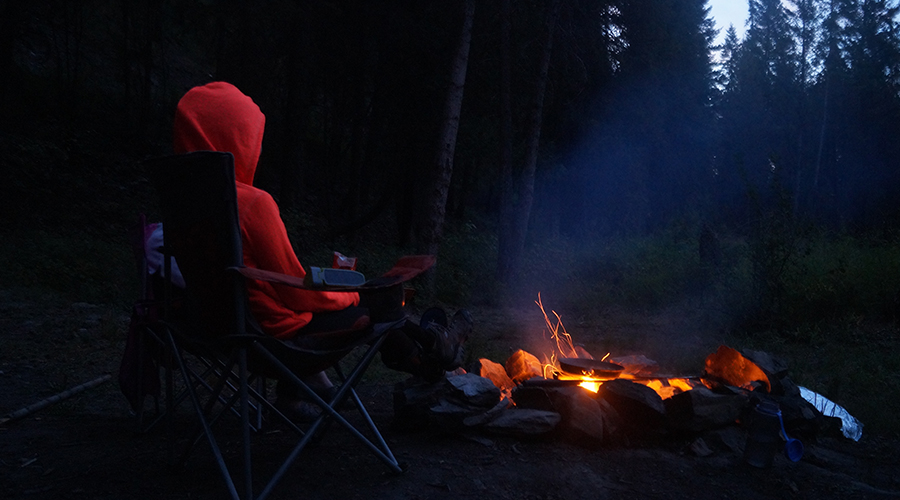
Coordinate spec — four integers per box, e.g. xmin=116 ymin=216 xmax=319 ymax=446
xmin=230 ymin=266 xmax=333 ymax=290
xmin=230 ymin=254 xmax=436 ymax=291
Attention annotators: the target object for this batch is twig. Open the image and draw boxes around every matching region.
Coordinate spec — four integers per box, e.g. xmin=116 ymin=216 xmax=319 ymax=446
xmin=0 ymin=374 xmax=112 ymax=425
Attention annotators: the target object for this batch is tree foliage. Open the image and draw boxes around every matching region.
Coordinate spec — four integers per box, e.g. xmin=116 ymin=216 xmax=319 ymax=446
xmin=1 ymin=0 xmax=899 ymax=279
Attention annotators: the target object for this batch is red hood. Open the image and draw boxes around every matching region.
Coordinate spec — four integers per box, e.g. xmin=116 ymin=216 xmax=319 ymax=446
xmin=173 ymin=82 xmax=265 ymax=185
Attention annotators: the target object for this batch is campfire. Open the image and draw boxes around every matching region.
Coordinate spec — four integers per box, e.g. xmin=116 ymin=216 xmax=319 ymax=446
xmin=393 ymin=295 xmax=857 ymax=463
xmin=480 ymin=295 xmax=706 ymax=402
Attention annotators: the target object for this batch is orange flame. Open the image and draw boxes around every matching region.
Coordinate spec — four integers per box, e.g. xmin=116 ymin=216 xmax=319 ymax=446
xmin=531 ymin=294 xmax=698 ymax=399
xmin=536 ymin=293 xmax=579 ymax=360
xmin=464 ymin=295 xmax=702 ymax=401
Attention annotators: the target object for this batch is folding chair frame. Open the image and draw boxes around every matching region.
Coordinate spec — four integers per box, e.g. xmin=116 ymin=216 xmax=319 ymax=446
xmin=147 ymin=151 xmax=416 ymax=500
xmin=127 ymin=217 xmax=266 ymax=436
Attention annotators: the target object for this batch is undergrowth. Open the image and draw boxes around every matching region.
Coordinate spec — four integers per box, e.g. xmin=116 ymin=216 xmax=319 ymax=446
xmin=1 ymin=173 xmax=898 ymax=436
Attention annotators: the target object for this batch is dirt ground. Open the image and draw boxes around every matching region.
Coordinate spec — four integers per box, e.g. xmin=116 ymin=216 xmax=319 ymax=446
xmin=2 ymin=290 xmax=899 ymax=500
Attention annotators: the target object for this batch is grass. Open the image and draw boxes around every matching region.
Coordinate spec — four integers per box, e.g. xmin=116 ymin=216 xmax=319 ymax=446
xmin=726 ymin=320 xmax=900 ymax=439
xmin=431 ymin=221 xmax=900 ymax=437
xmin=0 ymin=228 xmax=136 ymax=311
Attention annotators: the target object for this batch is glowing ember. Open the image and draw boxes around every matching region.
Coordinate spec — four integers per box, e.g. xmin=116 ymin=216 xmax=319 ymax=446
xmin=579 ymin=381 xmax=601 ymax=392
xmin=633 ymin=378 xmax=696 ymax=399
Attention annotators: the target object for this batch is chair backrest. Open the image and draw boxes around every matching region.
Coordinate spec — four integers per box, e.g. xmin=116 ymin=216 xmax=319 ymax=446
xmin=146 ymin=151 xmax=247 ymax=340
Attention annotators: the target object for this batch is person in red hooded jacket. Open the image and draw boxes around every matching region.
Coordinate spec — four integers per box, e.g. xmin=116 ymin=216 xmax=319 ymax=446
xmin=172 ymin=82 xmax=470 ymax=417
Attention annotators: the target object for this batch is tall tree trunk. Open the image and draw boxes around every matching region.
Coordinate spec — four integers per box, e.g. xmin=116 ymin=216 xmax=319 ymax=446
xmin=0 ymin=1 xmax=26 ymax=103
xmin=496 ymin=0 xmax=514 ymax=282
xmin=340 ymin=39 xmax=377 ymax=240
xmin=496 ymin=0 xmax=560 ymax=284
xmin=279 ymin=3 xmax=313 ymax=210
xmin=416 ymin=0 xmax=475 ymax=257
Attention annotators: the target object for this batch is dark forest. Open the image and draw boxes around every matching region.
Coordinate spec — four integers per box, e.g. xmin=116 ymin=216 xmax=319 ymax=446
xmin=1 ymin=0 xmax=899 ymax=324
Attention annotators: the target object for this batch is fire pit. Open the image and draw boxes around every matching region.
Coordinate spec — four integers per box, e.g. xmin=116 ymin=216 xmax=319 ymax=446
xmin=393 ymin=296 xmax=849 ymax=462
xmin=484 ymin=296 xmax=706 ymax=401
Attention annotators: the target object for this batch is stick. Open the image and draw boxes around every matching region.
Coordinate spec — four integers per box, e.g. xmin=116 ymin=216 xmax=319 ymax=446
xmin=0 ymin=374 xmax=112 ymax=425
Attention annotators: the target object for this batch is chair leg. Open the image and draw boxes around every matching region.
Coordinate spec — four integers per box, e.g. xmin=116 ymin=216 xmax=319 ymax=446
xmin=163 ymin=329 xmax=241 ymax=500
xmin=332 ymin=364 xmax=399 ymax=467
xmin=250 ymin=339 xmax=404 ymax=500
xmin=254 ymin=377 xmax=265 ymax=430
xmin=239 ymin=348 xmax=253 ymax=500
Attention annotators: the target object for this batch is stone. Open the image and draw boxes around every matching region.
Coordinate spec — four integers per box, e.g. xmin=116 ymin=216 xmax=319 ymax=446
xmin=665 ymin=386 xmax=749 ymax=433
xmin=690 ymin=437 xmax=714 ymax=457
xmin=474 ymin=358 xmax=515 ymax=395
xmin=598 ymin=379 xmax=665 ymax=417
xmin=445 ymin=373 xmax=502 ymax=409
xmin=510 ymin=385 xmax=555 ymax=412
xmin=462 ymin=397 xmax=513 ymax=427
xmin=505 ymin=350 xmax=543 ymax=383
xmin=429 ymin=400 xmax=482 ymax=430
xmin=392 ymin=377 xmax=447 ymax=430
xmin=702 ymin=426 xmax=746 ymax=454
xmin=741 ymin=349 xmax=789 ymax=379
xmin=597 ymin=379 xmax=666 ymax=440
xmin=552 ymin=387 xmax=610 ymax=448
xmin=484 ymin=409 xmax=561 ymax=437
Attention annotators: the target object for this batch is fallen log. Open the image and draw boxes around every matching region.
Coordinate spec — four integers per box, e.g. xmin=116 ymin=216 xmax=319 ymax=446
xmin=0 ymin=374 xmax=112 ymax=425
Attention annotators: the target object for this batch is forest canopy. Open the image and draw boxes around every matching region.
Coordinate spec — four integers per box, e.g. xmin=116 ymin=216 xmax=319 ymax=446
xmin=2 ymin=0 xmax=899 ymax=288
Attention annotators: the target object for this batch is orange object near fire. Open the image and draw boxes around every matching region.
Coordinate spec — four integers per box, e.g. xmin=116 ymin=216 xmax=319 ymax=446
xmin=478 ymin=358 xmax=515 ymax=398
xmin=506 ymin=350 xmax=543 ymax=383
xmin=703 ymin=345 xmax=771 ymax=392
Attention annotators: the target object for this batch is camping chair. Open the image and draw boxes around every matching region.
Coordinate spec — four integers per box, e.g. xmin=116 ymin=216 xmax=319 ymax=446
xmin=146 ymin=151 xmax=432 ymax=500
xmin=119 ymin=215 xmax=267 ymax=435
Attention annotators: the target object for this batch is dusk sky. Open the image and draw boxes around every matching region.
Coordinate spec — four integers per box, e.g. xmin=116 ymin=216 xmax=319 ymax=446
xmin=708 ymin=0 xmax=749 ymax=43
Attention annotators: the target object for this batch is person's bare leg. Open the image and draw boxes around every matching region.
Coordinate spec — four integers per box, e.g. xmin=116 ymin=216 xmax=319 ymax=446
xmin=301 ymin=371 xmax=333 ymax=391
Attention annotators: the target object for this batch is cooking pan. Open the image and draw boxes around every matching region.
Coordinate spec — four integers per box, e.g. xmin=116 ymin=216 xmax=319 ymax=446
xmin=558 ymin=358 xmax=624 ymax=378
